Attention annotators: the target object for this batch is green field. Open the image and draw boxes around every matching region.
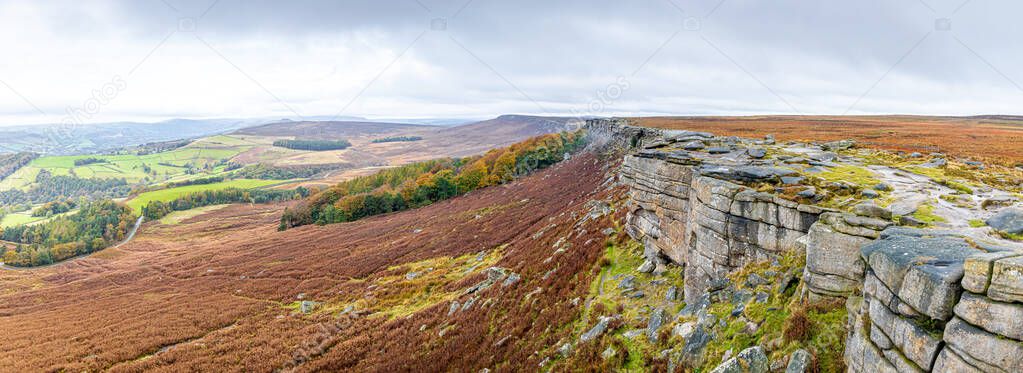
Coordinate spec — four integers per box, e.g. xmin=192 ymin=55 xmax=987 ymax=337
xmin=0 ymin=212 xmax=46 ymax=228
xmin=125 ymin=179 xmax=282 ymax=212
xmin=0 ymin=136 xmax=260 ymax=191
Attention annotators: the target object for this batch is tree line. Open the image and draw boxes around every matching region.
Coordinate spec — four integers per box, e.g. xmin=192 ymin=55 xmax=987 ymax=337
xmin=73 ymin=157 xmax=106 ymax=166
xmin=0 ymin=200 xmax=134 ymax=267
xmin=0 ymin=170 xmax=131 ymax=207
xmin=141 ymin=187 xmax=310 ymax=221
xmin=371 ymin=136 xmax=423 ymax=143
xmin=272 ymin=139 xmax=352 ymax=151
xmin=230 ymin=163 xmax=345 ymax=180
xmin=31 ymin=199 xmax=77 ymax=217
xmin=0 ymin=152 xmax=37 ymax=180
xmin=279 ymin=131 xmax=588 ymax=230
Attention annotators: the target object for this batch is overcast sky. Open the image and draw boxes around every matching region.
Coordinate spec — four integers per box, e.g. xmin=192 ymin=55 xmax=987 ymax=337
xmin=0 ymin=0 xmax=1021 ymax=125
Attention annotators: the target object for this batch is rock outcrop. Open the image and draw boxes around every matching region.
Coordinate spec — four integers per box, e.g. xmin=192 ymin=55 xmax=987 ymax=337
xmin=620 ymin=138 xmax=822 ymax=304
xmin=847 ymin=228 xmax=1023 ymax=373
xmin=589 ymin=118 xmax=1023 ymax=372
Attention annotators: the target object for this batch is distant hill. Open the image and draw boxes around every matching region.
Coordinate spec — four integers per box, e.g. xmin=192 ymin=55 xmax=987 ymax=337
xmin=233 ymin=120 xmax=431 ymax=138
xmin=0 ymin=118 xmax=276 ymax=155
xmin=435 ymin=114 xmax=581 ymax=139
xmin=411 ymin=115 xmax=583 ymax=157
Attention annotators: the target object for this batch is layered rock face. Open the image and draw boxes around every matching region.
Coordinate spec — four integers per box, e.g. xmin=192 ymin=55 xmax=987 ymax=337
xmin=593 ymin=119 xmax=824 ymax=303
xmin=621 ymin=153 xmax=822 ymax=304
xmin=846 ymin=228 xmax=1023 ymax=373
xmin=590 ymin=118 xmax=1023 ymax=372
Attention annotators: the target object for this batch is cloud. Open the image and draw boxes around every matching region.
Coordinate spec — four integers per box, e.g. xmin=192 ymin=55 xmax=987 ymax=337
xmin=0 ymin=0 xmax=1021 ymax=125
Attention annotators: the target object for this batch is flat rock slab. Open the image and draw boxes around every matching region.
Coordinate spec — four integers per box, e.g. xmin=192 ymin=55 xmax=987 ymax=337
xmin=987 ymin=208 xmax=1023 ymax=234
xmin=954 ymin=292 xmax=1023 ymax=341
xmin=988 ymin=255 xmax=1023 ymax=303
xmin=943 ymin=317 xmax=1023 ymax=372
xmin=862 ymin=228 xmax=981 ymax=320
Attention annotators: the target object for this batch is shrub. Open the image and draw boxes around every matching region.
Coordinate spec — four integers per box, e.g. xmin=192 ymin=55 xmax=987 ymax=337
xmin=272 ymin=139 xmax=351 ymax=151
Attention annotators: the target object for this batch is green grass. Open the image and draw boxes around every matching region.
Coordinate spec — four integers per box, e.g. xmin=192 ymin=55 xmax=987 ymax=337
xmin=911 ymin=204 xmax=947 ymax=226
xmin=816 ymin=165 xmax=881 ymax=188
xmin=126 ymin=179 xmax=281 ymax=212
xmin=0 ymin=137 xmax=256 ymax=192
xmin=0 ymin=212 xmax=46 ymax=228
xmin=969 ymin=219 xmax=986 ymax=228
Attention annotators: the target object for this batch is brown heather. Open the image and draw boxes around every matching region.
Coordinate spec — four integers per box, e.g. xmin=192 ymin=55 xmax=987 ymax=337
xmin=0 ymin=152 xmax=622 ymax=372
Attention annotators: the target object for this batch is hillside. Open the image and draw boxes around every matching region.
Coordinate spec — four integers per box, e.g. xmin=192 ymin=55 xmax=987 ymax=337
xmin=0 ymin=149 xmax=619 ymax=371
xmin=0 ymin=118 xmax=271 ymax=155
xmin=233 ymin=120 xmax=431 ymax=138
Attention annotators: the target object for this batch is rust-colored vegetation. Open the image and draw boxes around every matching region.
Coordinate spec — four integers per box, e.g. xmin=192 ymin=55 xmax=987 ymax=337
xmin=631 ymin=115 xmax=1023 ymax=165
xmin=0 ymin=152 xmax=622 ymax=372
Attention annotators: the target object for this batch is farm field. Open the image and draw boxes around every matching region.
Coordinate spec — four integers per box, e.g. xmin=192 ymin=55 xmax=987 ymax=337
xmin=125 ymin=179 xmax=283 ymax=211
xmin=0 ymin=212 xmax=45 ymax=228
xmin=630 ymin=116 xmax=1023 ymax=165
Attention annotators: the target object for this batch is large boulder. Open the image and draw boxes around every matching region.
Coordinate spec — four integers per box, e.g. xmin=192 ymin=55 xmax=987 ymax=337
xmin=861 ymin=229 xmax=980 ymax=320
xmin=802 ymin=214 xmax=874 ymax=297
xmin=710 ymin=346 xmax=769 ymax=373
xmin=986 ymin=208 xmax=1023 ymax=234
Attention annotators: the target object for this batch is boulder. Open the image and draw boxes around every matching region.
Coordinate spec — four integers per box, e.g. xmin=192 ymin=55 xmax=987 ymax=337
xmin=897 ymin=215 xmax=927 ymax=228
xmin=986 ymin=208 xmax=1023 ymax=234
xmin=796 ymin=187 xmax=816 ymax=199
xmin=682 ymin=140 xmax=706 ymax=150
xmin=961 ymin=252 xmax=1019 ymax=294
xmin=988 ymin=255 xmax=1023 ymax=303
xmin=932 ymin=347 xmax=986 ymax=373
xmin=747 ymin=148 xmax=767 ymax=159
xmin=707 ymin=147 xmax=732 ymax=154
xmin=647 ymin=308 xmax=668 ymax=342
xmin=502 ymin=272 xmax=521 ymax=287
xmin=637 ymin=260 xmax=656 ymax=273
xmin=666 ymin=286 xmax=679 ymax=301
xmin=852 ymin=203 xmax=892 ymax=220
xmin=785 ymin=349 xmax=811 ymax=373
xmin=781 ymin=176 xmax=804 ymax=185
xmin=709 ymin=346 xmax=769 ymax=373
xmin=299 ymin=300 xmax=319 ymax=314
xmin=580 ymin=316 xmax=611 ymax=342
xmin=618 ymin=275 xmax=638 ymax=291
xmin=680 ymin=324 xmax=713 ymax=367
xmin=861 ymin=230 xmax=980 ymax=320
xmin=822 ymin=139 xmax=855 ymax=151
xmin=921 ymin=158 xmax=947 ymax=168
xmin=802 ymin=217 xmax=871 ymax=296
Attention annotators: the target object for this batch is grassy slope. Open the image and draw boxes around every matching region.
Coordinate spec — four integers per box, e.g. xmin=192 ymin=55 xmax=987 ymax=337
xmin=125 ymin=179 xmax=281 ymax=212
xmin=0 ymin=212 xmax=46 ymax=228
xmin=0 ymin=135 xmax=259 ymax=191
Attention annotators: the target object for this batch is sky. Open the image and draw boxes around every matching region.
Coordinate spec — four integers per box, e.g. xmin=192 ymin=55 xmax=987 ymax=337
xmin=0 ymin=0 xmax=1021 ymax=126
